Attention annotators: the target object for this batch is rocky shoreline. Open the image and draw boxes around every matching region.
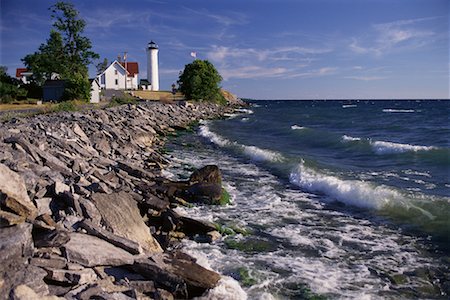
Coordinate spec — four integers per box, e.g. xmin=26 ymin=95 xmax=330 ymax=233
xmin=0 ymin=101 xmax=240 ymax=299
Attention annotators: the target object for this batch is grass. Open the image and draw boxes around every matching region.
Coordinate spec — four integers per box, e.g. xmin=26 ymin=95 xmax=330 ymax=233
xmin=132 ymin=90 xmax=184 ymax=101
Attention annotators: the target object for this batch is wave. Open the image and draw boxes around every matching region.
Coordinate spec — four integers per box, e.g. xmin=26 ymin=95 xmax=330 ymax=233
xmin=341 ymin=135 xmax=361 ymax=141
xmin=370 ymin=140 xmax=436 ymax=154
xmin=290 ymin=162 xmax=402 ymax=210
xmin=199 ymin=122 xmax=284 ymax=163
xmin=341 ymin=135 xmax=436 ymax=154
xmin=290 ymin=162 xmax=450 ymax=238
xmin=342 ymin=105 xmax=357 ymax=108
xmin=235 ymin=108 xmax=254 ymax=114
xmin=291 ymin=125 xmax=306 ymax=130
xmin=382 ymin=109 xmax=415 ymax=113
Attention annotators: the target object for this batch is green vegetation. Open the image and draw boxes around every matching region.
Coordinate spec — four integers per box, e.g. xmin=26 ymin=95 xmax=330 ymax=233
xmin=224 ymin=237 xmax=277 ymax=253
xmin=52 ymin=100 xmax=77 ymax=112
xmin=237 ymin=267 xmax=257 ymax=286
xmin=22 ymin=1 xmax=99 ymax=101
xmin=108 ymin=95 xmax=138 ymax=107
xmin=178 ymin=59 xmax=225 ymax=104
xmin=0 ymin=66 xmax=27 ymax=103
xmin=219 ymin=188 xmax=231 ymax=205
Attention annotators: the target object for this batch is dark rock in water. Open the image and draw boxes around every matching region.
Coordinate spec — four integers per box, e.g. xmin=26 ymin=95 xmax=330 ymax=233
xmin=189 ymin=165 xmax=222 ymax=185
xmin=186 ymin=183 xmax=223 ymax=204
xmin=178 ymin=216 xmax=217 ymax=237
xmin=91 ymin=191 xmax=163 ymax=253
xmin=63 ymin=232 xmax=135 ymax=267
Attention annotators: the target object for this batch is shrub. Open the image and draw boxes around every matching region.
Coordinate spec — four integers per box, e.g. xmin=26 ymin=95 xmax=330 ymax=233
xmin=178 ymin=59 xmax=225 ymax=104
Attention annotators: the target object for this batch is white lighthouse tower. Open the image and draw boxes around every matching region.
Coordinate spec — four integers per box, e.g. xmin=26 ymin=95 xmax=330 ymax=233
xmin=146 ymin=41 xmax=159 ymax=91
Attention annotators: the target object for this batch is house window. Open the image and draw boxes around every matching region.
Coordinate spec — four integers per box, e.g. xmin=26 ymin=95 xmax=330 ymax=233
xmin=115 ymin=79 xmax=118 ymax=85
xmin=114 ymin=70 xmax=118 ymax=75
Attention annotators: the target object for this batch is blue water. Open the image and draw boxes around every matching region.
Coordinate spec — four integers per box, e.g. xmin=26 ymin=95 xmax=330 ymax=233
xmin=166 ymin=100 xmax=450 ymax=299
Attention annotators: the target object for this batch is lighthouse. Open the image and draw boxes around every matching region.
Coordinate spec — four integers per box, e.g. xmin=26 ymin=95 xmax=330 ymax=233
xmin=146 ymin=41 xmax=159 ymax=91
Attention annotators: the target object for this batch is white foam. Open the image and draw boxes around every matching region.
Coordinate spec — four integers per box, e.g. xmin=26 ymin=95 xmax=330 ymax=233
xmin=199 ymin=124 xmax=231 ymax=147
xmin=342 ymin=104 xmax=357 ymax=108
xmin=196 ymin=277 xmax=248 ymax=300
xmin=382 ymin=109 xmax=415 ymax=113
xmin=199 ymin=123 xmax=284 ymax=163
xmin=235 ymin=108 xmax=254 ymax=114
xmin=370 ymin=140 xmax=436 ymax=154
xmin=289 ymin=162 xmax=400 ymax=209
xmin=341 ymin=135 xmax=361 ymax=141
xmin=242 ymin=145 xmax=284 ymax=162
xmin=291 ymin=125 xmax=305 ymax=130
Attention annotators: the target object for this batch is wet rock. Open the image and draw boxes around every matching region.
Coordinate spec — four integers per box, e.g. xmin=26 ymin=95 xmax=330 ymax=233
xmin=63 ymin=232 xmax=134 ymax=267
xmin=189 ymin=165 xmax=222 ymax=185
xmin=91 ymin=191 xmax=162 ymax=253
xmin=0 ymin=163 xmax=37 ymax=220
xmin=186 ymin=182 xmax=223 ymax=204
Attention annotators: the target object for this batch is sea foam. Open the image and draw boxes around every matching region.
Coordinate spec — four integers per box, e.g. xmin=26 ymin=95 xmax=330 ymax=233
xmin=382 ymin=109 xmax=415 ymax=113
xmin=291 ymin=125 xmax=306 ymax=130
xmin=341 ymin=135 xmax=361 ymax=141
xmin=370 ymin=140 xmax=436 ymax=154
xmin=289 ymin=162 xmax=396 ymax=209
xmin=199 ymin=122 xmax=284 ymax=162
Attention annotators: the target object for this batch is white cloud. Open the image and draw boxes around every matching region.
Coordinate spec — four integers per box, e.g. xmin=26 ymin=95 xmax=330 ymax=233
xmin=220 ymin=66 xmax=288 ymax=80
xmin=345 ymin=76 xmax=387 ymax=81
xmin=349 ymin=17 xmax=437 ymax=56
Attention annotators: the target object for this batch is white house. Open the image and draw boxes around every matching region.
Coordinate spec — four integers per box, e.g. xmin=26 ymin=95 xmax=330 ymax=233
xmin=89 ymin=78 xmax=100 ymax=103
xmin=97 ymin=60 xmax=139 ymax=90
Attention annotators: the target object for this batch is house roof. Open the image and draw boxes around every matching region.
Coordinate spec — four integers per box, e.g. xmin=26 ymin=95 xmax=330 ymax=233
xmin=16 ymin=68 xmax=29 ymax=77
xmin=120 ymin=62 xmax=139 ymax=77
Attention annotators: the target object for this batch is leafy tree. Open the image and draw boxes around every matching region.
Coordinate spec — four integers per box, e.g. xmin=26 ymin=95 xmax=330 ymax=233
xmin=22 ymin=1 xmax=98 ymax=101
xmin=96 ymin=58 xmax=109 ymax=75
xmin=0 ymin=66 xmax=27 ymax=103
xmin=178 ymin=59 xmax=225 ymax=104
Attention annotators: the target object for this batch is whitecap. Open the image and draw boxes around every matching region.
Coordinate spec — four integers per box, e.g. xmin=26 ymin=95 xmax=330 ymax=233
xmin=341 ymin=135 xmax=361 ymax=141
xmin=198 ymin=123 xmax=231 ymax=147
xmin=199 ymin=277 xmax=248 ymax=300
xmin=242 ymin=145 xmax=284 ymax=162
xmin=370 ymin=140 xmax=436 ymax=154
xmin=289 ymin=163 xmax=396 ymax=209
xmin=235 ymin=108 xmax=254 ymax=114
xmin=382 ymin=109 xmax=415 ymax=113
xmin=291 ymin=125 xmax=305 ymax=130
xmin=342 ymin=104 xmax=357 ymax=108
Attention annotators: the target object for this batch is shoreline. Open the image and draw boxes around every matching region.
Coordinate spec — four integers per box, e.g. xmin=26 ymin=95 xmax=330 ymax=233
xmin=0 ymin=101 xmax=241 ymax=299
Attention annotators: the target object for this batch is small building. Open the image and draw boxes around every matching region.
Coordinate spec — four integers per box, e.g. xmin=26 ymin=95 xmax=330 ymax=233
xmin=139 ymin=79 xmax=151 ymax=90
xmin=16 ymin=68 xmax=33 ymax=84
xmin=42 ymin=80 xmax=66 ymax=102
xmin=97 ymin=60 xmax=139 ymax=90
xmin=89 ymin=78 xmax=100 ymax=103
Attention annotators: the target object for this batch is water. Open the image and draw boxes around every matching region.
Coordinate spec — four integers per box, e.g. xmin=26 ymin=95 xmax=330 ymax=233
xmin=164 ymin=100 xmax=450 ymax=299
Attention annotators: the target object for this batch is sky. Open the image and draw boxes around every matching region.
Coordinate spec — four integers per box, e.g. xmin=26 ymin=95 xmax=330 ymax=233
xmin=1 ymin=0 xmax=448 ymax=99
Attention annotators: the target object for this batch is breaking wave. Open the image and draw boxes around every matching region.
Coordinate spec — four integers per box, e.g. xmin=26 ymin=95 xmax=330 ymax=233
xmin=370 ymin=140 xmax=436 ymax=154
xmin=199 ymin=122 xmax=284 ymax=163
xmin=291 ymin=125 xmax=306 ymax=130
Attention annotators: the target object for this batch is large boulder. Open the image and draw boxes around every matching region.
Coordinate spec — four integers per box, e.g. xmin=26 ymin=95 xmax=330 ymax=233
xmin=63 ymin=233 xmax=135 ymax=267
xmin=189 ymin=165 xmax=221 ymax=185
xmin=0 ymin=164 xmax=37 ymax=221
xmin=91 ymin=191 xmax=162 ymax=253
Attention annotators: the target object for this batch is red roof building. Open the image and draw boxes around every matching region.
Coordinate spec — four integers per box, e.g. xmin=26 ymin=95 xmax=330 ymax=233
xmin=16 ymin=68 xmax=29 ymax=78
xmin=120 ymin=62 xmax=139 ymax=77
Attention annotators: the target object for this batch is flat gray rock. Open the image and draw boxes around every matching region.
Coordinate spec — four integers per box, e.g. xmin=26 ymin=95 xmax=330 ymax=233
xmin=63 ymin=233 xmax=135 ymax=267
xmin=91 ymin=191 xmax=162 ymax=253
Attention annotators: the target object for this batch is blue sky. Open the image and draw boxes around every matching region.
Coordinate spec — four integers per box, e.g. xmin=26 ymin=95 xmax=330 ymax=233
xmin=1 ymin=0 xmax=448 ymax=99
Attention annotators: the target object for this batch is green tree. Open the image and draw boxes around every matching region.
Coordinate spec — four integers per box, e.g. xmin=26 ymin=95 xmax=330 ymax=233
xmin=22 ymin=1 xmax=98 ymax=101
xmin=178 ymin=59 xmax=225 ymax=104
xmin=96 ymin=58 xmax=109 ymax=75
xmin=0 ymin=66 xmax=27 ymax=103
